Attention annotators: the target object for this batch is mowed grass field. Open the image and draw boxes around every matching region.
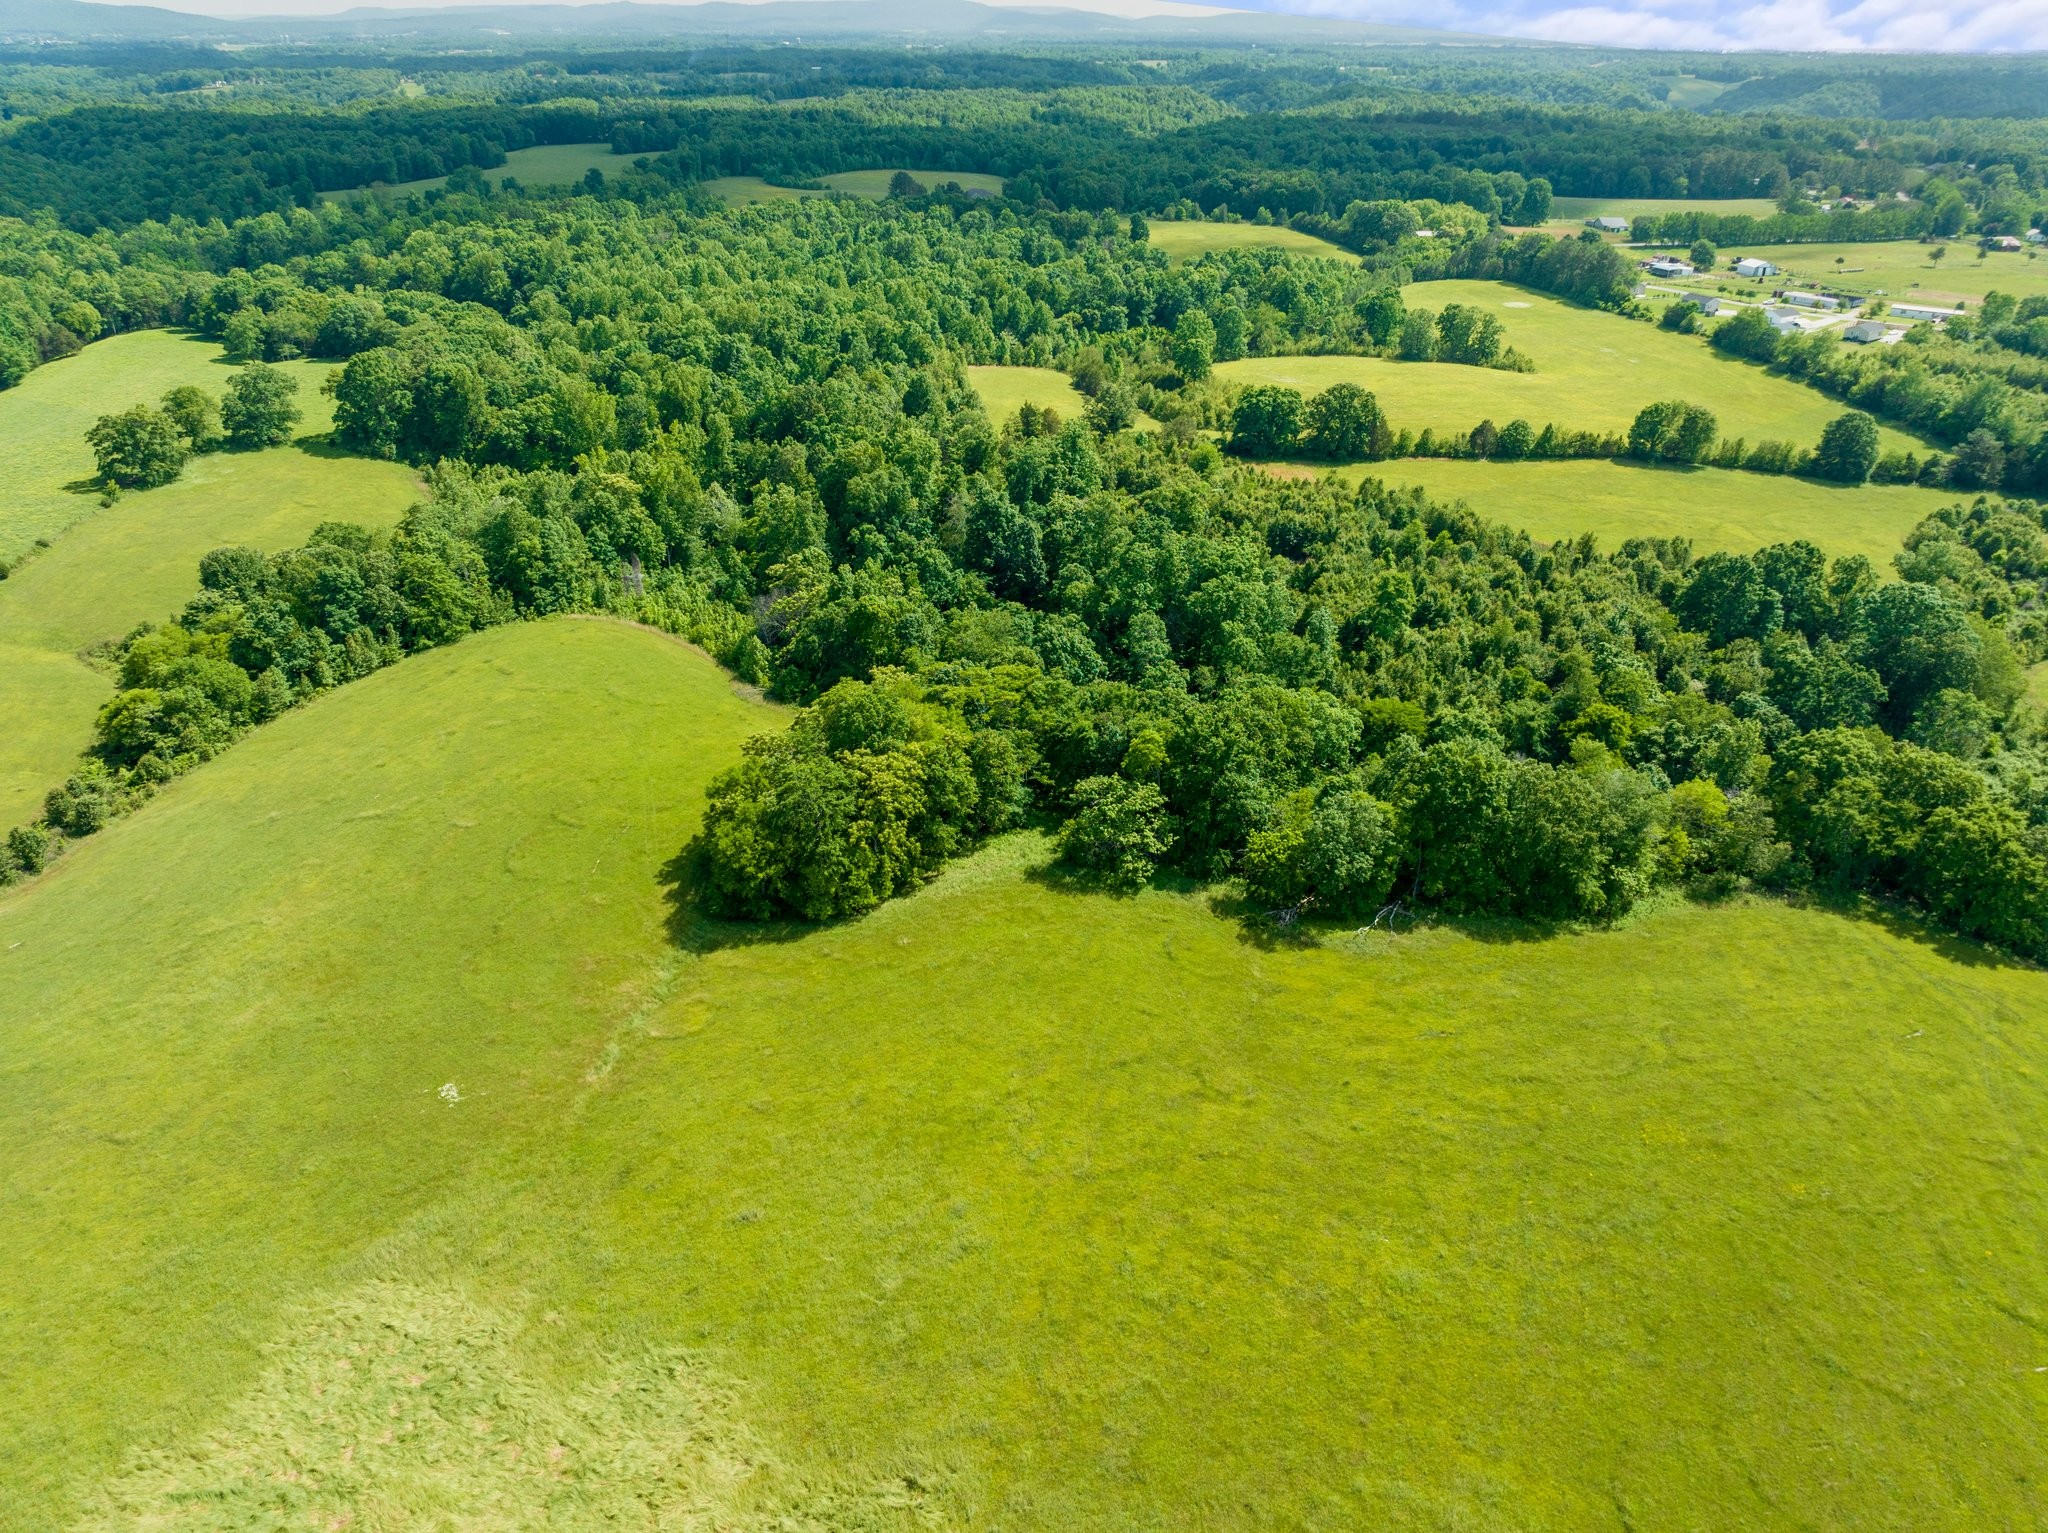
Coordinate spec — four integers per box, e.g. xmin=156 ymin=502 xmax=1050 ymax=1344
xmin=321 ymin=141 xmax=633 ymax=200
xmin=1215 ymin=279 xmax=1931 ymax=456
xmin=0 ymin=618 xmax=784 ymax=1526
xmin=966 ymin=363 xmax=1088 ymax=423
xmin=698 ymin=169 xmax=1004 ymax=205
xmin=4 ymin=622 xmax=2048 ymax=1526
xmin=1327 ymin=456 xmax=1956 ymax=564
xmin=0 ymin=446 xmax=420 ymax=828
xmin=0 ymin=330 xmax=338 ymax=566
xmin=1545 ymin=194 xmax=1779 ymax=225
xmin=1144 ymin=219 xmax=1356 ymax=263
xmin=1711 ymin=238 xmax=2048 ymax=308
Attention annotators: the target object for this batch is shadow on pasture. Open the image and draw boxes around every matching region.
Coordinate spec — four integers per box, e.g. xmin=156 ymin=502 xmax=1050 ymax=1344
xmin=657 ymin=840 xmax=822 ymax=955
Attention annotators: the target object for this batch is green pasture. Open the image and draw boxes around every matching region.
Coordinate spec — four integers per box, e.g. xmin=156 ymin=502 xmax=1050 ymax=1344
xmin=1695 ymin=237 xmax=2048 ymax=308
xmin=698 ymin=169 xmax=1004 ymax=205
xmin=0 ymin=330 xmax=337 ymax=567
xmin=0 ymin=618 xmax=783 ymax=1526
xmin=1214 ymin=279 xmax=1930 ymax=455
xmin=1327 ymin=456 xmax=1954 ymax=565
xmin=697 ymin=175 xmax=826 ymax=205
xmin=0 ymin=372 xmax=416 ymax=830
xmin=966 ymin=363 xmax=1088 ymax=425
xmin=321 ymin=141 xmax=632 ymax=200
xmin=2028 ymin=660 xmax=2048 ymax=711
xmin=5 ymin=622 xmax=2048 ymax=1527
xmin=1546 ymin=194 xmax=1779 ymax=225
xmin=819 ymin=167 xmax=1005 ymax=198
xmin=1143 ymin=219 xmax=1356 ymax=263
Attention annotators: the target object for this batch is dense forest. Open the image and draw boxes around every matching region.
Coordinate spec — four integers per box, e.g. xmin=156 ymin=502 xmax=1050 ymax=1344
xmin=3 ymin=36 xmax=2047 ymax=961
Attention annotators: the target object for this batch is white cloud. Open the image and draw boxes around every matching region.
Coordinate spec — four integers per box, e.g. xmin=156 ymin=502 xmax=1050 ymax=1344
xmin=1249 ymin=0 xmax=2048 ymax=49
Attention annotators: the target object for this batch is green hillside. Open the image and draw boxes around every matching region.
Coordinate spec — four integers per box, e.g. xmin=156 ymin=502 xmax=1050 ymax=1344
xmin=0 ymin=331 xmax=340 ymax=566
xmin=0 ymin=447 xmax=420 ymax=828
xmin=1143 ymin=220 xmax=1358 ymax=263
xmin=320 ymin=142 xmax=634 ymax=200
xmin=1326 ymin=455 xmax=1957 ymax=563
xmin=1216 ymin=280 xmax=1930 ymax=455
xmin=0 ymin=617 xmax=783 ymax=1525
xmin=4 ymin=621 xmax=2046 ymax=1528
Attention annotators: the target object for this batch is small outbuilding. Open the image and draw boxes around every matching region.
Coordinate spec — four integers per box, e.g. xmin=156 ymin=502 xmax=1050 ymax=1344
xmin=1734 ymin=257 xmax=1779 ymax=278
xmin=1988 ymin=235 xmax=2024 ymax=252
xmin=1591 ymin=216 xmax=1630 ymax=233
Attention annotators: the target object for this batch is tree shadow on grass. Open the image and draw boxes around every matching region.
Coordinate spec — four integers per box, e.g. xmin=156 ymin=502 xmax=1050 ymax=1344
xmin=1778 ymin=885 xmax=2038 ymax=972
xmin=1020 ymin=857 xmax=1203 ymax=902
xmin=657 ymin=841 xmax=821 ymax=956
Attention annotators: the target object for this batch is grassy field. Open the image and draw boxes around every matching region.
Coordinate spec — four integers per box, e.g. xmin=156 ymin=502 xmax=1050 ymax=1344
xmin=819 ymin=167 xmax=1005 ymax=198
xmin=1214 ymin=279 xmax=1930 ymax=456
xmin=698 ymin=175 xmax=826 ymax=205
xmin=0 ymin=330 xmax=338 ymax=567
xmin=1144 ymin=219 xmax=1356 ymax=263
xmin=5 ymin=687 xmax=2046 ymax=1530
xmin=0 ymin=446 xmax=420 ymax=828
xmin=1318 ymin=456 xmax=1955 ymax=564
xmin=2028 ymin=660 xmax=2048 ymax=711
xmin=1547 ymin=195 xmax=1780 ymax=224
xmin=698 ymin=169 xmax=1004 ymax=206
xmin=1689 ymin=238 xmax=2048 ymax=308
xmin=321 ymin=142 xmax=632 ymax=200
xmin=0 ymin=618 xmax=785 ymax=1527
xmin=966 ymin=363 xmax=1089 ymax=424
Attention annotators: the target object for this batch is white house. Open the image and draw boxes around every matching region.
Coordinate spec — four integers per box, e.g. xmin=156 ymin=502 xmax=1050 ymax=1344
xmin=1780 ymin=291 xmax=1842 ymax=311
xmin=1680 ymin=294 xmax=1723 ymax=315
xmin=1892 ymin=302 xmax=1962 ymax=322
xmin=2028 ymin=228 xmax=2045 ymax=245
xmin=1763 ymin=308 xmax=1808 ymax=334
xmin=1988 ymin=235 xmax=2024 ymax=252
xmin=1842 ymin=319 xmax=1888 ymax=343
xmin=1646 ymin=257 xmax=1694 ymax=278
xmin=1733 ymin=257 xmax=1779 ymax=278
xmin=1591 ymin=216 xmax=1630 ymax=233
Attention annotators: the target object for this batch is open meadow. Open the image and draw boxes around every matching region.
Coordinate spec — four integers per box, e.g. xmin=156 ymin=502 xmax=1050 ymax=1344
xmin=1544 ymin=194 xmax=1780 ymax=226
xmin=698 ymin=169 xmax=1004 ymax=205
xmin=0 ymin=446 xmax=420 ymax=827
xmin=2 ymin=640 xmax=2045 ymax=1527
xmin=1319 ymin=456 xmax=1957 ymax=564
xmin=1143 ymin=219 xmax=1357 ymax=263
xmin=0 ymin=331 xmax=339 ymax=566
xmin=966 ymin=363 xmax=1088 ymax=422
xmin=1215 ymin=279 xmax=1931 ymax=455
xmin=321 ymin=142 xmax=633 ymax=200
xmin=1695 ymin=238 xmax=2048 ymax=308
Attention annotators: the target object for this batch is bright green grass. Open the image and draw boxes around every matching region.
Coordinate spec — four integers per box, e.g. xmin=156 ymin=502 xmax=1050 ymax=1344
xmin=1547 ymin=195 xmax=1780 ymax=224
xmin=1657 ymin=75 xmax=1734 ymax=110
xmin=966 ymin=363 xmax=1088 ymax=424
xmin=0 ymin=617 xmax=783 ymax=1525
xmin=320 ymin=142 xmax=632 ymax=200
xmin=0 ymin=330 xmax=338 ymax=567
xmin=2027 ymin=660 xmax=2048 ymax=710
xmin=1214 ymin=279 xmax=1930 ymax=456
xmin=13 ymin=789 xmax=2047 ymax=1526
xmin=0 ymin=446 xmax=421 ymax=828
xmin=1320 ymin=456 xmax=1954 ymax=564
xmin=1701 ymin=238 xmax=2048 ymax=308
xmin=818 ymin=167 xmax=1005 ymax=198
xmin=1143 ymin=219 xmax=1357 ymax=263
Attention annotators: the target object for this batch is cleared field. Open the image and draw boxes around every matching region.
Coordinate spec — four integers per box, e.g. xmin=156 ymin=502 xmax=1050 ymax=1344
xmin=0 ymin=447 xmax=419 ymax=828
xmin=1144 ymin=219 xmax=1356 ymax=263
xmin=697 ymin=175 xmax=825 ymax=204
xmin=2029 ymin=660 xmax=2048 ymax=711
xmin=0 ymin=330 xmax=338 ymax=567
xmin=10 ymin=772 xmax=2046 ymax=1526
xmin=1548 ymin=194 xmax=1779 ymax=223
xmin=321 ymin=141 xmax=632 ymax=200
xmin=0 ymin=618 xmax=783 ymax=1525
xmin=1214 ymin=279 xmax=1930 ymax=456
xmin=1326 ymin=456 xmax=1954 ymax=564
xmin=819 ymin=167 xmax=1004 ymax=197
xmin=966 ymin=363 xmax=1088 ymax=423
xmin=1698 ymin=238 xmax=2048 ymax=308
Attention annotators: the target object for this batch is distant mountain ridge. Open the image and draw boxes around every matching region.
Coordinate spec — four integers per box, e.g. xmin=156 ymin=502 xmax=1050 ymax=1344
xmin=0 ymin=0 xmax=1489 ymax=43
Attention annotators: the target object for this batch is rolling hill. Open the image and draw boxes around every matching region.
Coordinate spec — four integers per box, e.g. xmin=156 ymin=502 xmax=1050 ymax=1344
xmin=3 ymin=615 xmax=2045 ymax=1529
